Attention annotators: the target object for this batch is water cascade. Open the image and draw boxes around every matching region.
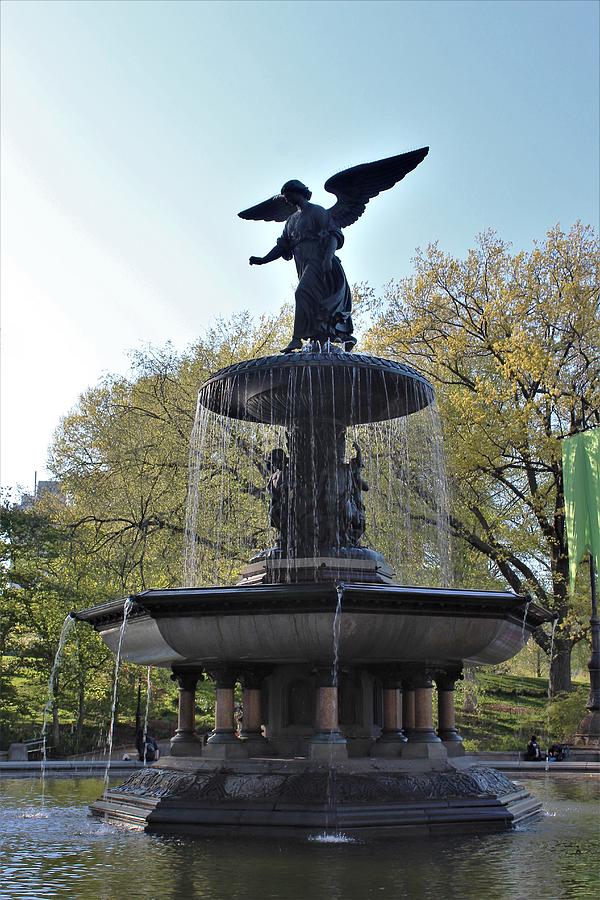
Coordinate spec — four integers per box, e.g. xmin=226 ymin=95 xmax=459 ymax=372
xmin=184 ymin=351 xmax=451 ymax=589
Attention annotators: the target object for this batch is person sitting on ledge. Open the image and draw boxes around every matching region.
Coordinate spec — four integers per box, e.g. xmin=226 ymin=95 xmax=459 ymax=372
xmin=525 ymin=735 xmax=542 ymax=760
xmin=548 ymin=743 xmax=570 ymax=761
xmin=139 ymin=735 xmax=159 ymax=763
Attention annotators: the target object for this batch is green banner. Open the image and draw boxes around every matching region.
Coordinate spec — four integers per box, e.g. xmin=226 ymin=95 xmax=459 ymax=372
xmin=562 ymin=429 xmax=600 ymax=592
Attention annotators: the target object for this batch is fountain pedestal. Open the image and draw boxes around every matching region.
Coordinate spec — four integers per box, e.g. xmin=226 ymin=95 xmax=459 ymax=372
xmin=372 ymin=668 xmax=407 ymax=757
xmin=401 ymin=670 xmax=446 ymax=760
xmin=204 ymin=668 xmax=247 ymax=759
xmin=93 ymin=756 xmax=543 ymax=836
xmin=170 ymin=668 xmax=204 ymax=757
xmin=239 ymin=668 xmax=271 ymax=756
xmin=309 ymin=672 xmax=348 ymax=760
xmin=436 ymin=669 xmax=465 ymax=757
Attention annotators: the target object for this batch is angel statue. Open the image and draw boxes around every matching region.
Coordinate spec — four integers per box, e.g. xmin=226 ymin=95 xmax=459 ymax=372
xmin=239 ymin=148 xmax=429 ymax=353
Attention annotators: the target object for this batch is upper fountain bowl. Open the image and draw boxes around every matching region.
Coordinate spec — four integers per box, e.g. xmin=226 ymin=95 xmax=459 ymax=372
xmin=198 ymin=349 xmax=435 ymax=426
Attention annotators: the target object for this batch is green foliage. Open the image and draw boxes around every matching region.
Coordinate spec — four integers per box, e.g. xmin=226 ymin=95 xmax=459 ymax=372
xmin=49 ymin=309 xmax=293 ymax=593
xmin=547 ymin=688 xmax=590 ymax=742
xmin=455 ymin=670 xmax=588 ymax=750
xmin=0 ymin=500 xmax=116 ymax=747
xmin=366 ymin=223 xmax=600 ymax=694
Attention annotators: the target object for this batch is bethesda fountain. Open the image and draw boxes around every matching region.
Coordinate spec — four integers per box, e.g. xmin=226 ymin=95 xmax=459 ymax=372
xmin=75 ymin=149 xmax=554 ymax=836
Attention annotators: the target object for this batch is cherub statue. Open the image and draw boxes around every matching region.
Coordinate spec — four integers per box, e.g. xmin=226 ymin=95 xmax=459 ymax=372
xmin=265 ymin=447 xmax=288 ymax=545
xmin=239 ymin=148 xmax=429 ymax=353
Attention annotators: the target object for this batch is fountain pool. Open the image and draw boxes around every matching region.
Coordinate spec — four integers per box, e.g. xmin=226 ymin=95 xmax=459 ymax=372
xmin=1 ymin=776 xmax=598 ymax=900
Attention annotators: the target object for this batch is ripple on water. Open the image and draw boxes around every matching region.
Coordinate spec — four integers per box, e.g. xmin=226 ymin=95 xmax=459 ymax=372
xmin=0 ymin=776 xmax=598 ymax=900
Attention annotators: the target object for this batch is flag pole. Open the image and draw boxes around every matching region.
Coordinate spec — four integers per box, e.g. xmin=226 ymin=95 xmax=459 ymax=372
xmin=585 ymin=555 xmax=600 ymax=720
xmin=562 ymin=425 xmax=600 ymax=750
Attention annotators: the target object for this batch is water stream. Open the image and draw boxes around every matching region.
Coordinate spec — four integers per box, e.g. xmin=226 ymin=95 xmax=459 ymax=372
xmin=40 ymin=615 xmax=77 ymax=807
xmin=318 ymin=583 xmax=346 ymax=842
xmin=183 ymin=354 xmax=451 ymax=589
xmin=142 ymin=667 xmax=152 ymax=766
xmin=103 ymin=599 xmax=133 ymax=793
xmin=520 ymin=599 xmax=532 ymax=647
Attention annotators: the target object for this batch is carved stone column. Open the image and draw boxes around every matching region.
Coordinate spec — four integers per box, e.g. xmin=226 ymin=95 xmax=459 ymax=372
xmin=401 ymin=674 xmax=416 ymax=737
xmin=170 ymin=666 xmax=204 ymax=757
xmin=309 ymin=668 xmax=347 ymax=760
xmin=372 ymin=668 xmax=407 ymax=757
xmin=239 ymin=667 xmax=272 ymax=756
xmin=401 ymin=668 xmax=447 ymax=760
xmin=204 ymin=667 xmax=247 ymax=759
xmin=435 ymin=668 xmax=465 ymax=756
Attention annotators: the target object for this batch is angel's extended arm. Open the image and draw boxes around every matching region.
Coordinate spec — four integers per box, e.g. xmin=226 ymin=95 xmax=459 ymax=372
xmin=249 ymin=245 xmax=284 ymax=266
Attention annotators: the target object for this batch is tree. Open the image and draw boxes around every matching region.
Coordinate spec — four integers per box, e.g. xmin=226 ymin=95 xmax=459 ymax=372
xmin=366 ymin=223 xmax=600 ymax=694
xmin=49 ymin=309 xmax=294 ymax=594
xmin=0 ymin=499 xmax=115 ymax=747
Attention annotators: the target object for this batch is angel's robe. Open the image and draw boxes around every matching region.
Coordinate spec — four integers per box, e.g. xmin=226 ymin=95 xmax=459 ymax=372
xmin=277 ymin=203 xmax=354 ymax=345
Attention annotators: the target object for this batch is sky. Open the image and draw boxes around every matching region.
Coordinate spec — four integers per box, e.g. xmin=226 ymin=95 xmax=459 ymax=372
xmin=1 ymin=0 xmax=598 ymax=496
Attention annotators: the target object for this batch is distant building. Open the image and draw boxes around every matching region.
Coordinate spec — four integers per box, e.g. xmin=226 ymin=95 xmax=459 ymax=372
xmin=18 ymin=478 xmax=62 ymax=510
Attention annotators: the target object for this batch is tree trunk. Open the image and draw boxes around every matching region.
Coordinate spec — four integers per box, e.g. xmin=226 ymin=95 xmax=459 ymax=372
xmin=549 ymin=638 xmax=573 ymax=696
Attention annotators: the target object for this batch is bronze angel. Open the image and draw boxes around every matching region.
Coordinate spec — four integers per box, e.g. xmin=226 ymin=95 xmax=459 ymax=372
xmin=239 ymin=148 xmax=429 ymax=353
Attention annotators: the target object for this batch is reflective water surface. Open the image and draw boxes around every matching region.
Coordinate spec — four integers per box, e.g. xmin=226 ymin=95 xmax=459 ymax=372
xmin=1 ymin=776 xmax=598 ymax=899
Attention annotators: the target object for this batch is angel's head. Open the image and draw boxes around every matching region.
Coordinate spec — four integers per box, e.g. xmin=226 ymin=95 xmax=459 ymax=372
xmin=281 ymin=180 xmax=312 ymax=203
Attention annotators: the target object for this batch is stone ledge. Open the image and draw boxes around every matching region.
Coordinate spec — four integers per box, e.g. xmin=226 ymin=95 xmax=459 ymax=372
xmin=90 ymin=762 xmax=542 ymax=836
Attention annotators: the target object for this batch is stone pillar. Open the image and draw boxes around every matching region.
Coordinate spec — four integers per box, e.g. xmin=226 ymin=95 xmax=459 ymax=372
xmin=401 ymin=668 xmax=447 ymax=760
xmin=309 ymin=668 xmax=347 ymax=760
xmin=435 ymin=668 xmax=465 ymax=757
xmin=239 ymin=667 xmax=271 ymax=756
xmin=170 ymin=667 xmax=204 ymax=757
xmin=204 ymin=668 xmax=247 ymax=759
xmin=401 ymin=675 xmax=416 ymax=736
xmin=372 ymin=668 xmax=407 ymax=757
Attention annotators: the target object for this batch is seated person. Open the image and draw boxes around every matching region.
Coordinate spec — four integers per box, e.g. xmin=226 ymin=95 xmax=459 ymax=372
xmin=525 ymin=735 xmax=542 ymax=760
xmin=548 ymin=743 xmax=569 ymax=761
xmin=139 ymin=735 xmax=159 ymax=763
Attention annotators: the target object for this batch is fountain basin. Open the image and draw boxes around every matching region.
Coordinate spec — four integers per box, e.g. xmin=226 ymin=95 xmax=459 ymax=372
xmin=75 ymin=583 xmax=553 ymax=669
xmin=198 ymin=351 xmax=434 ymax=425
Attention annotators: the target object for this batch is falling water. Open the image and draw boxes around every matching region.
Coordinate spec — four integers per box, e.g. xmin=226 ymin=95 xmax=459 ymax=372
xmin=321 ymin=583 xmax=346 ymax=840
xmin=103 ymin=598 xmax=133 ymax=794
xmin=40 ymin=615 xmax=77 ymax=807
xmin=521 ymin=599 xmax=532 ymax=647
xmin=331 ymin=583 xmax=343 ymax=690
xmin=142 ymin=666 xmax=152 ymax=766
xmin=183 ymin=350 xmax=451 ymax=589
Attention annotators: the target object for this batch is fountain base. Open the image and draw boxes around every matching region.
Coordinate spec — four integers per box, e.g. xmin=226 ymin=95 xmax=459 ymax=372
xmin=238 ymin=548 xmax=395 ymax=585
xmin=92 ymin=757 xmax=542 ymax=837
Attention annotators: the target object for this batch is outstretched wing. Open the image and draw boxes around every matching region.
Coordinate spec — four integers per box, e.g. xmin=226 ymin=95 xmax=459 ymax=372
xmin=238 ymin=195 xmax=297 ymax=223
xmin=325 ymin=147 xmax=429 ymax=228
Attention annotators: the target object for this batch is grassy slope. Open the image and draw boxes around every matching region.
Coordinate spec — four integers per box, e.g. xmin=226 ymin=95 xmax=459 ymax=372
xmin=455 ymin=672 xmax=589 ymax=751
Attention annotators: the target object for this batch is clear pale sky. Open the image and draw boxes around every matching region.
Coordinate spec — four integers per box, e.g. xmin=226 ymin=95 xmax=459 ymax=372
xmin=1 ymin=0 xmax=598 ymax=495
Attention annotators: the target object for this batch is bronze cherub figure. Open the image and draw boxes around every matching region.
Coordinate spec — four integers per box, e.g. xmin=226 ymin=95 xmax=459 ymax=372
xmin=239 ymin=148 xmax=429 ymax=353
